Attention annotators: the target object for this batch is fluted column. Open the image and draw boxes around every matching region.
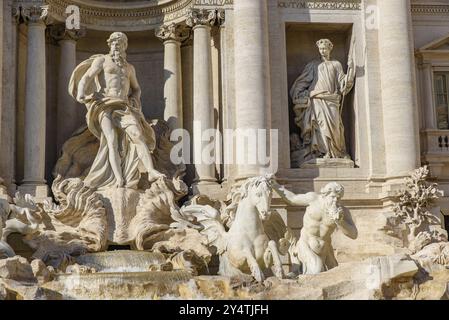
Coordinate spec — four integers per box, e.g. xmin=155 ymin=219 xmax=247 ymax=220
xmin=378 ymin=0 xmax=419 ymax=178
xmin=20 ymin=5 xmax=49 ymax=198
xmin=156 ymin=23 xmax=189 ymax=131
xmin=51 ymin=25 xmax=85 ymax=153
xmin=233 ymin=0 xmax=271 ymax=179
xmin=186 ymin=9 xmax=223 ymax=187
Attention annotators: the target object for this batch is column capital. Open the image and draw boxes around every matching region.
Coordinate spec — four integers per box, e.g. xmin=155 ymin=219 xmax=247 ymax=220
xmin=155 ymin=23 xmax=190 ymax=44
xmin=186 ymin=8 xmax=225 ymax=28
xmin=49 ymin=24 xmax=86 ymax=43
xmin=13 ymin=3 xmax=52 ymax=26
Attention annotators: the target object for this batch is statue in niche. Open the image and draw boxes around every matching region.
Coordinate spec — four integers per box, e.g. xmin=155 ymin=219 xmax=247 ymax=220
xmin=69 ymin=32 xmax=165 ymax=190
xmin=290 ymin=38 xmax=355 ymax=167
xmin=273 ymin=182 xmax=357 ymax=275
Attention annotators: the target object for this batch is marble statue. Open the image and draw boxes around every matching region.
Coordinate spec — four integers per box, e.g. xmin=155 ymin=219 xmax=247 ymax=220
xmin=273 ymin=182 xmax=357 ymax=275
xmin=69 ymin=32 xmax=164 ymax=190
xmin=177 ymin=176 xmax=285 ymax=282
xmin=290 ymin=39 xmax=355 ymax=166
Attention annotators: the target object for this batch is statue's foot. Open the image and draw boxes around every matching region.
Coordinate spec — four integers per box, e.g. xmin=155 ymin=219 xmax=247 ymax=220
xmin=148 ymin=171 xmax=166 ymax=183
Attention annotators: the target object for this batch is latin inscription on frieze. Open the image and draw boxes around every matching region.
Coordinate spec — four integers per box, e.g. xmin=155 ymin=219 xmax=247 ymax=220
xmin=278 ymin=0 xmax=361 ymax=10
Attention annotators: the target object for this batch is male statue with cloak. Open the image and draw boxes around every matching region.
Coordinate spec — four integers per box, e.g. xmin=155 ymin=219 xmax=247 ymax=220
xmin=68 ymin=32 xmax=165 ymax=190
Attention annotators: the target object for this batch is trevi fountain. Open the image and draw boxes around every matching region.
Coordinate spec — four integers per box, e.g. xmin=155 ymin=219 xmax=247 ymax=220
xmin=0 ymin=0 xmax=449 ymax=300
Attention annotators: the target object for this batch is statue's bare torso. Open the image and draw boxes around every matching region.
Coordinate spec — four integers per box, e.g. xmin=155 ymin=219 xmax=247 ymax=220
xmin=91 ymin=55 xmax=134 ymax=101
xmin=302 ymin=198 xmax=337 ymax=254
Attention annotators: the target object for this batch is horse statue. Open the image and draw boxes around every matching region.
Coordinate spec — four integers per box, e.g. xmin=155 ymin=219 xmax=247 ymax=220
xmin=178 ymin=175 xmax=285 ymax=282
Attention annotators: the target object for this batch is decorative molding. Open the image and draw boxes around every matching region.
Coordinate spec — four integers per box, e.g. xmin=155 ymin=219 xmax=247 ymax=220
xmin=45 ymin=0 xmax=195 ymax=31
xmin=411 ymin=4 xmax=449 ymax=16
xmin=277 ymin=0 xmax=361 ymax=10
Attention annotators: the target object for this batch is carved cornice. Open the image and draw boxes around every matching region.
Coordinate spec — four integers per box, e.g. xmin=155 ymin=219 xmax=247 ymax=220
xmin=186 ymin=8 xmax=224 ymax=28
xmin=45 ymin=0 xmax=196 ymax=31
xmin=411 ymin=4 xmax=449 ymax=15
xmin=155 ymin=23 xmax=190 ymax=43
xmin=277 ymin=0 xmax=361 ymax=10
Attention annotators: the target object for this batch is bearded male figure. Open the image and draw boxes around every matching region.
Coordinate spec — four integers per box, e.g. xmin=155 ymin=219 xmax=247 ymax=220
xmin=290 ymin=39 xmax=355 ymax=165
xmin=69 ymin=32 xmax=164 ymax=189
xmin=273 ymin=182 xmax=357 ymax=275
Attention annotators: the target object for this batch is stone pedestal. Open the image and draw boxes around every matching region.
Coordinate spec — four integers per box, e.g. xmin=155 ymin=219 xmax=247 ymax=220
xmin=300 ymin=158 xmax=355 ymax=169
xmin=96 ymin=178 xmax=183 ymax=249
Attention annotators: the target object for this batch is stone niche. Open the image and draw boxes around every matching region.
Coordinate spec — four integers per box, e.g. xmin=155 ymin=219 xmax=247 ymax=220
xmin=285 ymin=23 xmax=356 ymax=168
xmin=45 ymin=30 xmax=166 ymax=186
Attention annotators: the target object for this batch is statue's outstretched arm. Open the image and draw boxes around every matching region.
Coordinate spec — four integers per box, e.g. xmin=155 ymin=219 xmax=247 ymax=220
xmin=272 ymin=182 xmax=316 ymax=206
xmin=336 ymin=210 xmax=357 ymax=239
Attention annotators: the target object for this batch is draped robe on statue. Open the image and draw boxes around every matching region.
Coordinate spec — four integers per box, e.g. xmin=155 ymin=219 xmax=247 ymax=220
xmin=69 ymin=55 xmax=156 ymax=190
xmin=290 ymin=59 xmax=351 ymax=161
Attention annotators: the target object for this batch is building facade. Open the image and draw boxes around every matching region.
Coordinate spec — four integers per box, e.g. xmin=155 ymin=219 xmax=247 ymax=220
xmin=1 ymin=0 xmax=449 ymax=261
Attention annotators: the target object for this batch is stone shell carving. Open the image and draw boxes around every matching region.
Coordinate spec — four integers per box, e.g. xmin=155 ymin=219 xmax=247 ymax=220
xmin=0 ymin=175 xmax=108 ymax=269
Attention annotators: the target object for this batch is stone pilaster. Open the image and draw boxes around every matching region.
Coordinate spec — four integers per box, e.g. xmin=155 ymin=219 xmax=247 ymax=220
xmin=50 ymin=25 xmax=85 ymax=153
xmin=156 ymin=23 xmax=189 ymax=131
xmin=378 ymin=0 xmax=419 ymax=180
xmin=233 ymin=0 xmax=271 ymax=180
xmin=186 ymin=9 xmax=223 ymax=189
xmin=19 ymin=3 xmax=50 ymax=199
xmin=420 ymin=62 xmax=437 ymax=129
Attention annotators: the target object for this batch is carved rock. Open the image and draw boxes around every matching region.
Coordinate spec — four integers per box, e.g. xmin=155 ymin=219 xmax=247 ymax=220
xmin=0 ymin=279 xmax=62 ymax=300
xmin=0 ymin=256 xmax=35 ymax=282
xmin=411 ymin=242 xmax=449 ymax=273
xmin=31 ymin=259 xmax=54 ymax=283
